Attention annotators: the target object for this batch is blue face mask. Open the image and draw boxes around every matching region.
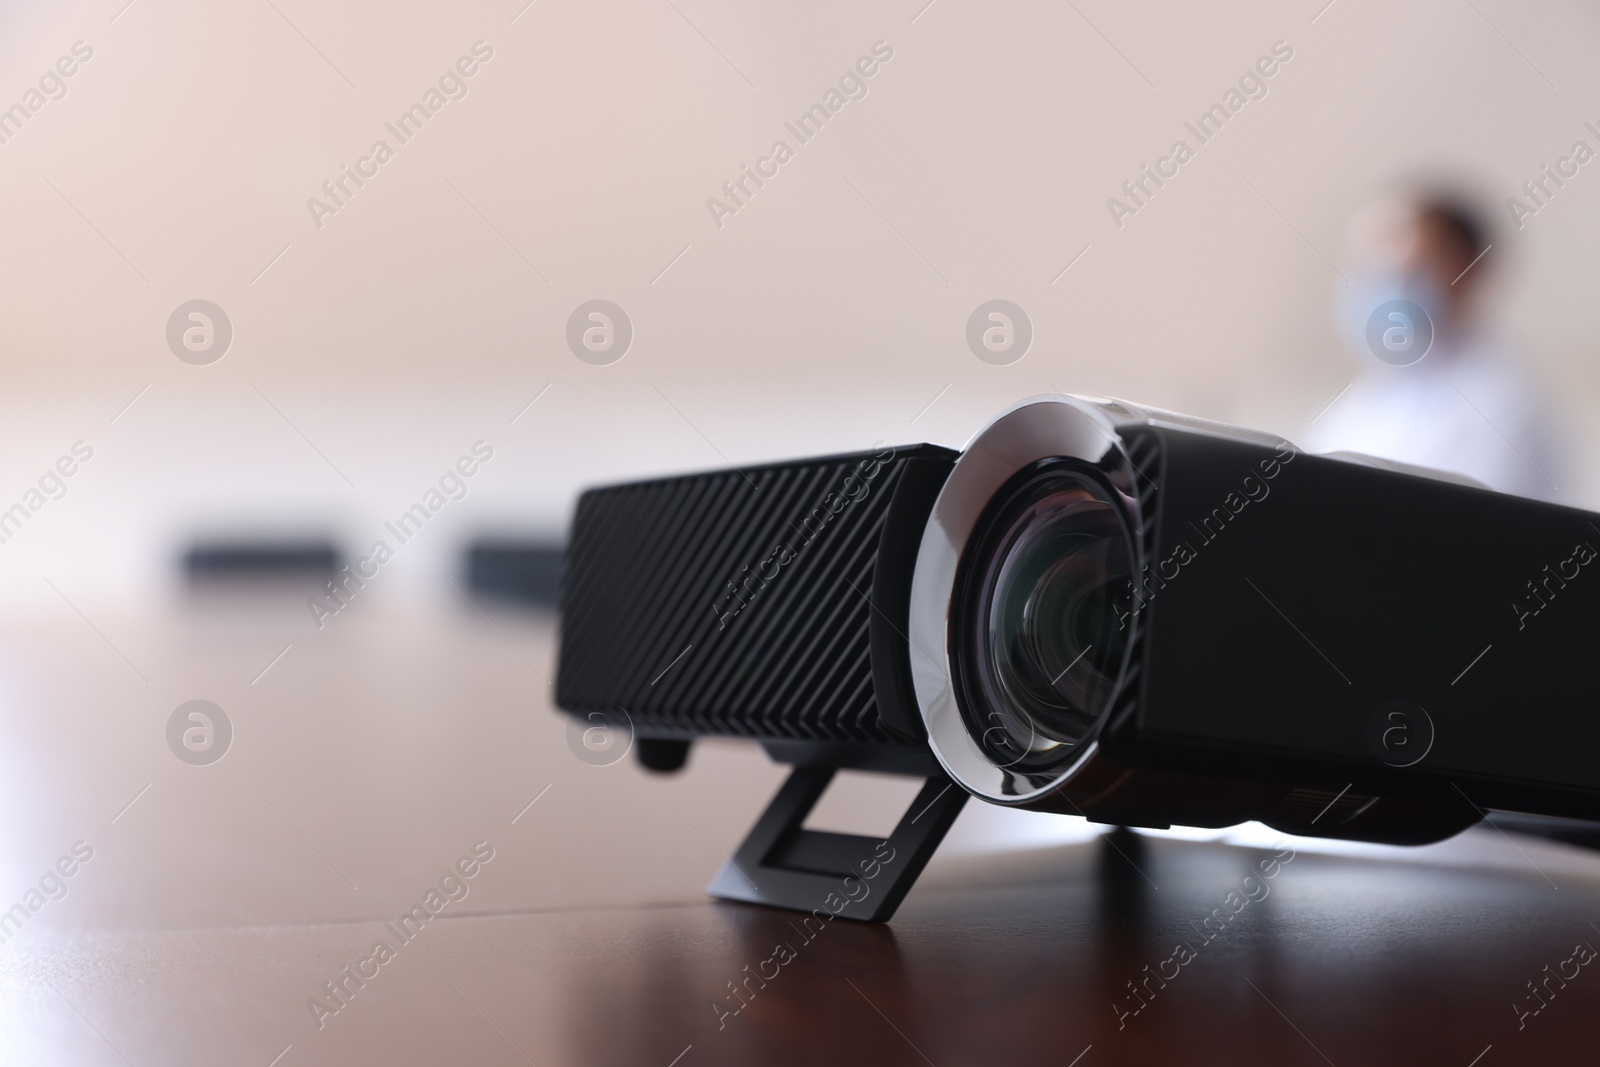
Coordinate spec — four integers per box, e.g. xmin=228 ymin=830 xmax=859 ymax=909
xmin=1337 ymin=269 xmax=1448 ymax=366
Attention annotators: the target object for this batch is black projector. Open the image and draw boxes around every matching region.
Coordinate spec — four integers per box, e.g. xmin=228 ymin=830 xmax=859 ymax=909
xmin=556 ymin=395 xmax=1600 ymax=920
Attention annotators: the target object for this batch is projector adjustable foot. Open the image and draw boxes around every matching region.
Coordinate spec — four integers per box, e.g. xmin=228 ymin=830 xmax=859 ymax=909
xmin=707 ymin=766 xmax=967 ymax=923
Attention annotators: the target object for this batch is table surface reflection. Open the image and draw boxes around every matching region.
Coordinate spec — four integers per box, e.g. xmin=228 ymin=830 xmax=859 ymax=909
xmin=0 ymin=592 xmax=1595 ymax=1066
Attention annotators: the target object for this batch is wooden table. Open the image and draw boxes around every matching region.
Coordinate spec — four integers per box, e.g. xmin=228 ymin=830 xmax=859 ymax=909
xmin=1 ymin=593 xmax=1595 ymax=1065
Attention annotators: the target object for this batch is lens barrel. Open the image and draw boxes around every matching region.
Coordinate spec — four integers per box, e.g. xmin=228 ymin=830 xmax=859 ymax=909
xmin=952 ymin=460 xmax=1135 ymax=772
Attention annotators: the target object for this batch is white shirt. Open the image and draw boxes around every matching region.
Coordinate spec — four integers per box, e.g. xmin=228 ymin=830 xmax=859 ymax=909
xmin=1305 ymin=340 xmax=1564 ymax=502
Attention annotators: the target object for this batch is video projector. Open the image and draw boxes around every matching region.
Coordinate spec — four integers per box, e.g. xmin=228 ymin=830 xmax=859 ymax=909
xmin=555 ymin=395 xmax=1600 ymax=921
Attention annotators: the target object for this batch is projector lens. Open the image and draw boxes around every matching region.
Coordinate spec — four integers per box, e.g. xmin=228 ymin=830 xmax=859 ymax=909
xmin=954 ymin=462 xmax=1134 ymax=769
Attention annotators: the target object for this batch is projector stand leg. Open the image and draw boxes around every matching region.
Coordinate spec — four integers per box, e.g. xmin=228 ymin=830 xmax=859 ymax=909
xmin=707 ymin=767 xmax=967 ymax=923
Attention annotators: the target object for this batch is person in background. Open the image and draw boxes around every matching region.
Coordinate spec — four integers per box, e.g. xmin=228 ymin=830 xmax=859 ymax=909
xmin=1306 ymin=190 xmax=1565 ymax=501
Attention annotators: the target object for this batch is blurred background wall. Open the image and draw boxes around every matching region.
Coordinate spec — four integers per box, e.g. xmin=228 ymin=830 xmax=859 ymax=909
xmin=0 ymin=0 xmax=1597 ymax=610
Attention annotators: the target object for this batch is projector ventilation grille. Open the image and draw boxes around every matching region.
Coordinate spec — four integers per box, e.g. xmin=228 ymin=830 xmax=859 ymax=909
xmin=558 ymin=448 xmax=942 ymax=743
xmin=1105 ymin=428 xmax=1161 ymax=739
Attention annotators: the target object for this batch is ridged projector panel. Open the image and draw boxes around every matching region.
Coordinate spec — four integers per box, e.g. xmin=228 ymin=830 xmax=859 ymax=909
xmin=557 ymin=450 xmax=920 ymax=743
xmin=1105 ymin=428 xmax=1161 ymax=739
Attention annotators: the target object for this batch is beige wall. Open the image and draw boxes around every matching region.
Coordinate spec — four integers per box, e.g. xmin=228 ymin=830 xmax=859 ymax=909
xmin=1 ymin=0 xmax=1597 ymax=605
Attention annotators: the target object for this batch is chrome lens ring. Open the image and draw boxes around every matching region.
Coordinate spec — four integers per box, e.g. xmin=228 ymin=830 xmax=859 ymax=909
xmin=909 ymin=395 xmax=1145 ymax=804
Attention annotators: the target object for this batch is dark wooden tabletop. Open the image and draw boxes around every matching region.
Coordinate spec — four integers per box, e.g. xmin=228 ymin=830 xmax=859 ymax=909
xmin=3 ymin=597 xmax=1596 ymax=1066
xmin=556 ymin=831 xmax=1600 ymax=1067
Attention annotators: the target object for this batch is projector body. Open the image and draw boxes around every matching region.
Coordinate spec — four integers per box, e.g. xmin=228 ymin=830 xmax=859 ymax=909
xmin=556 ymin=395 xmax=1600 ymax=920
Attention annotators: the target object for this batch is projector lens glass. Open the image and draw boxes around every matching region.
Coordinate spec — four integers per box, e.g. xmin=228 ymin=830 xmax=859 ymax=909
xmin=956 ymin=463 xmax=1133 ymax=769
